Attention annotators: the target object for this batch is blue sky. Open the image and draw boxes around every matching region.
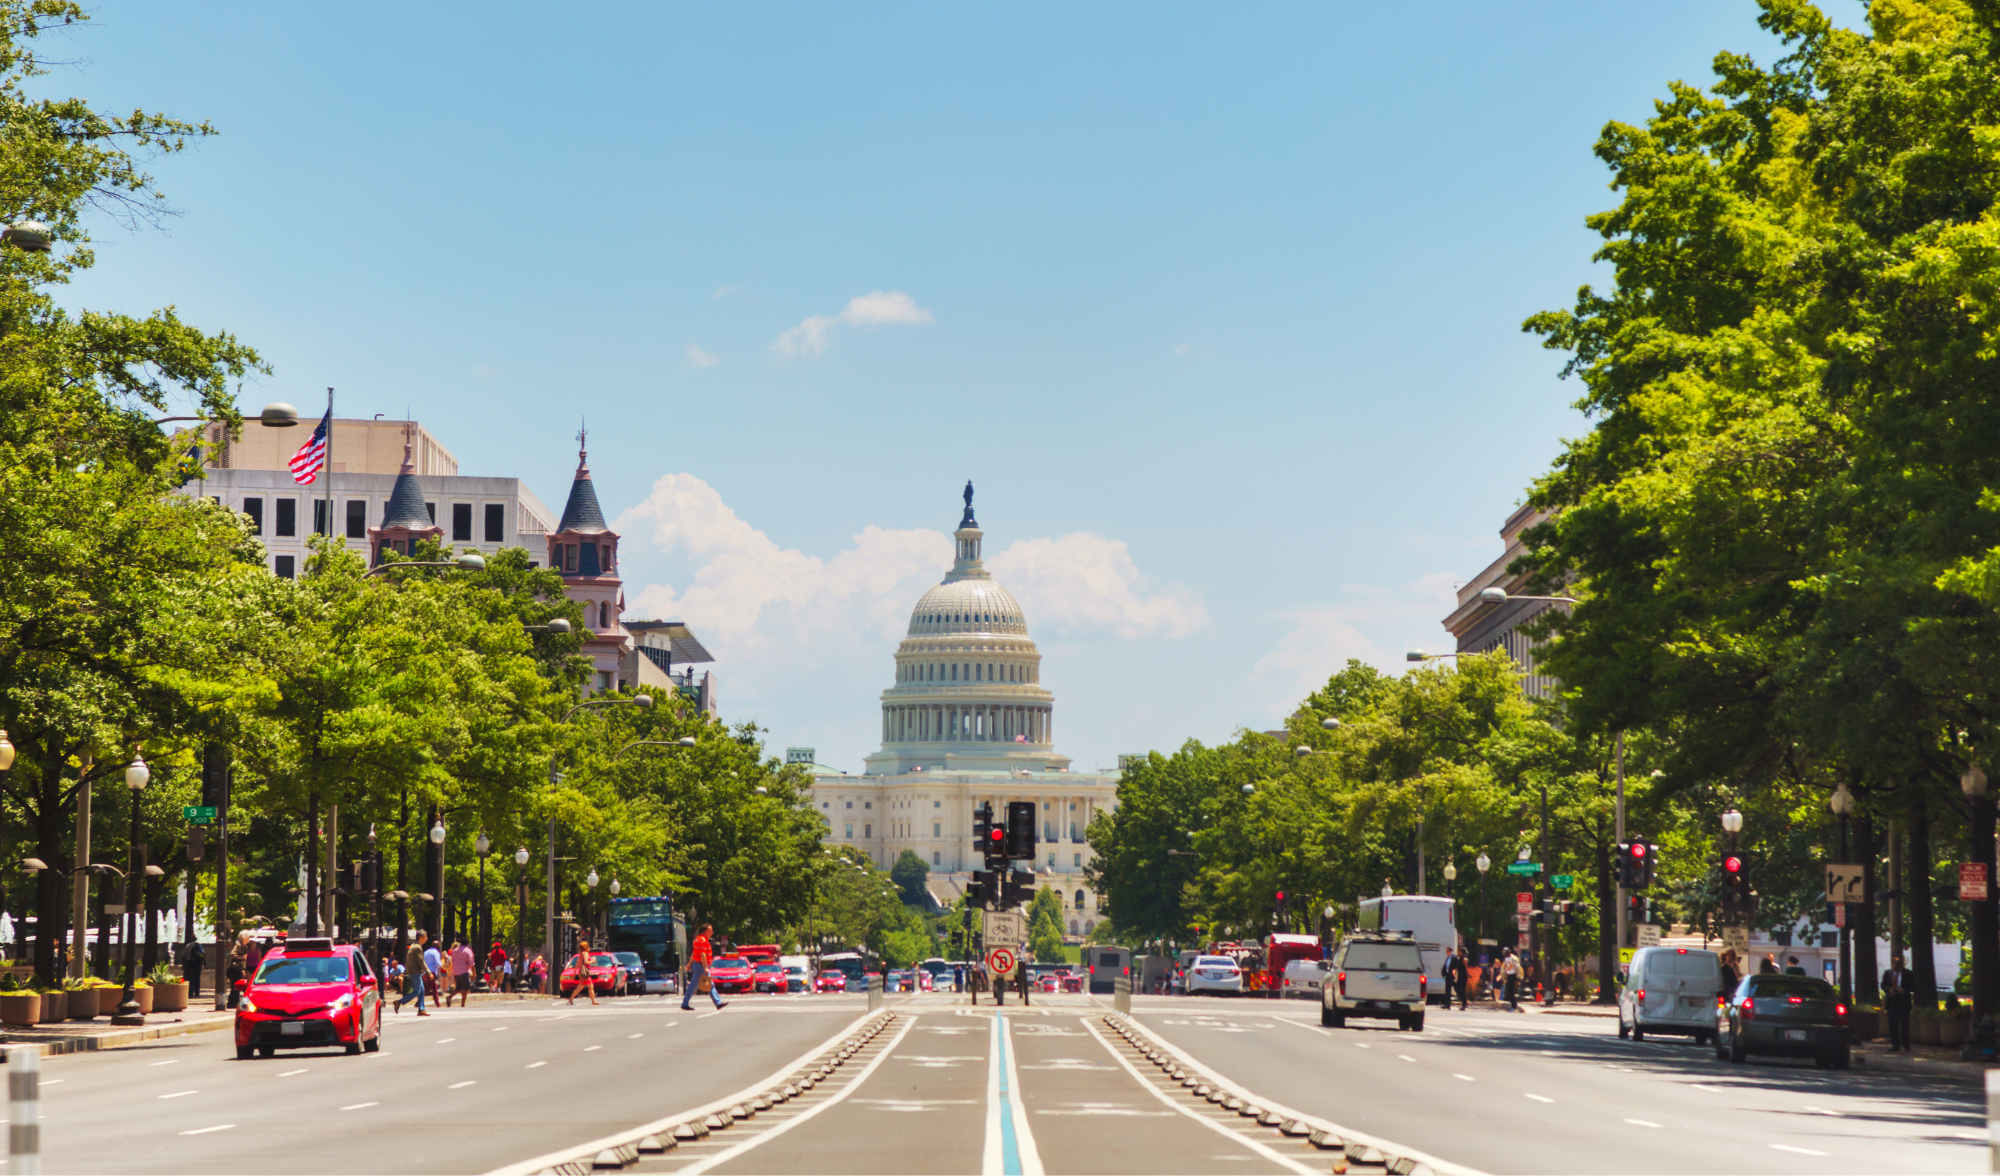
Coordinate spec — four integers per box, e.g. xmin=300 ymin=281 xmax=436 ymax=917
xmin=80 ymin=3 xmax=1844 ymax=772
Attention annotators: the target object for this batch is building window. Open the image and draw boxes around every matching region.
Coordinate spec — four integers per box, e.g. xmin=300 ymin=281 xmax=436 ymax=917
xmin=313 ymin=499 xmax=329 ymax=537
xmin=933 ymin=800 xmax=941 ymax=808
xmin=452 ymin=502 xmax=473 ymax=541
xmin=275 ymin=555 xmax=295 ymax=580
xmin=484 ymin=503 xmax=505 ymax=542
xmin=564 ymin=544 xmax=577 ymax=572
xmin=864 ymin=824 xmax=872 ymax=839
xmin=846 ymin=801 xmax=852 ymax=809
xmin=933 ymin=851 xmax=941 ymax=866
xmin=241 ymin=498 xmax=263 ymax=535
xmin=275 ymin=498 xmax=297 ymax=537
xmin=933 ymin=822 xmax=941 ymax=837
xmin=346 ymin=499 xmax=367 ymax=538
xmin=598 ymin=601 xmax=609 ymax=628
xmin=845 ymin=824 xmax=853 ymax=839
xmin=1073 ymin=853 xmax=1081 ymax=867
xmin=865 ymin=802 xmax=872 ymax=810
xmin=1074 ymin=889 xmax=1085 ymax=907
xmin=821 ymin=802 xmax=829 ymax=809
xmin=596 ymin=671 xmax=612 ymax=690
xmin=425 ymin=501 xmax=436 ymax=523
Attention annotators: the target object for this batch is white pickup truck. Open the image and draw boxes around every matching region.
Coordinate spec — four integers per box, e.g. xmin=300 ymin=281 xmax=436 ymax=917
xmin=1322 ymin=931 xmax=1428 ymax=1031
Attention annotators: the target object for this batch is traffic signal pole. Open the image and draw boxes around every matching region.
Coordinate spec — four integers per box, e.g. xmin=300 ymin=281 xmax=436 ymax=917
xmin=1614 ymin=733 xmax=1627 ymax=965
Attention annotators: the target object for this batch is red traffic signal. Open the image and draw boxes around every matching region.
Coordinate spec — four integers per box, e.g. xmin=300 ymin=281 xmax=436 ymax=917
xmin=1722 ymin=853 xmax=1745 ymax=874
xmin=1275 ymin=890 xmax=1285 ymax=902
xmin=1630 ymin=842 xmax=1647 ymax=858
xmin=989 ymin=828 xmax=1004 ymax=842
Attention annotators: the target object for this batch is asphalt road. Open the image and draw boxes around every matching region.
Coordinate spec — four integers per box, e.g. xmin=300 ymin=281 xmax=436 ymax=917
xmin=1129 ymin=995 xmax=1988 ymax=1175
xmin=33 ymin=992 xmax=867 ymax=1175
xmin=25 ymin=989 xmax=1991 ymax=1175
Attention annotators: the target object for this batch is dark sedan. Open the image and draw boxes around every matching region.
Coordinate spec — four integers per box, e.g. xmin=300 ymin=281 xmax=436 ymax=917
xmin=1715 ymin=973 xmax=1850 ymax=1068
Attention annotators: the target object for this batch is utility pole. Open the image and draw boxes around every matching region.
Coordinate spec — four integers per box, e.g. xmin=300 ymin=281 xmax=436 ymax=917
xmin=1539 ymin=782 xmax=1552 ymax=1004
xmin=70 ymin=755 xmax=91 ymax=981
xmin=210 ymin=753 xmax=232 ymax=1012
xmin=1613 ymin=732 xmax=1627 ymax=961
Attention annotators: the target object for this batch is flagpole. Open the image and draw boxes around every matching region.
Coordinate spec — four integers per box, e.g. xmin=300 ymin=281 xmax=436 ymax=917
xmin=324 ymin=387 xmax=334 ymax=560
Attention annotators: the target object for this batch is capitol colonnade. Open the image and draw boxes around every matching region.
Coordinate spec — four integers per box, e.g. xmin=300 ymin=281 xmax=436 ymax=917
xmin=881 ymin=704 xmax=1051 ymax=745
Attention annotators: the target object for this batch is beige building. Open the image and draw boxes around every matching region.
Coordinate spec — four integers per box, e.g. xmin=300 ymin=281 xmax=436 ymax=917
xmin=809 ymin=489 xmax=1118 ymax=936
xmin=1441 ymin=505 xmax=1566 ymax=698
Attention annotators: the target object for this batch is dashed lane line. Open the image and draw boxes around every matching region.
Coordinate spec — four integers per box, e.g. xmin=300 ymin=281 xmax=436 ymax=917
xmin=149 ymin=1059 xmax=179 ymax=1066
xmin=449 ymin=1081 xmax=476 ymax=1089
xmin=158 ymin=1091 xmax=198 ymax=1099
xmin=178 ymin=1124 xmax=234 ymax=1136
xmin=340 ymin=1102 xmax=378 ymax=1111
xmin=1624 ymin=1119 xmax=1661 ymax=1128
xmin=1453 ymin=1074 xmax=1476 ymax=1082
xmin=526 ymin=1061 xmax=546 ymax=1069
xmin=277 ymin=1070 xmax=307 ymax=1078
xmin=1771 ymin=1144 xmax=1828 ymax=1156
xmin=1525 ymin=1094 xmax=1553 ymax=1103
xmin=584 ymin=1046 xmax=602 ymax=1052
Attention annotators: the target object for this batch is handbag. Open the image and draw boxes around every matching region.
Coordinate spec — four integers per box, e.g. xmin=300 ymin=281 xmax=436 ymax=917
xmin=697 ymin=974 xmax=713 ymax=994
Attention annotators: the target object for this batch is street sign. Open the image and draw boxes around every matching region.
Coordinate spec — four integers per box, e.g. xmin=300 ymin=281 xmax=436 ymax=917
xmin=1832 ymin=901 xmax=1846 ymax=928
xmin=1962 ymin=862 xmax=1990 ymax=902
xmin=103 ymin=904 xmax=126 ymax=916
xmin=986 ymin=946 xmax=1017 ymax=976
xmin=983 ymin=909 xmax=1024 ymax=947
xmin=1514 ymin=914 xmax=1531 ymax=932
xmin=1505 ymin=862 xmax=1541 ymax=876
xmin=183 ymin=805 xmax=217 ymax=825
xmin=1515 ymin=891 xmax=1533 ymax=913
xmin=1551 ymin=874 xmax=1574 ymax=890
xmin=1477 ymin=938 xmax=1498 ymax=947
xmin=1722 ymin=925 xmax=1749 ymax=955
xmin=1635 ymin=923 xmax=1662 ymax=948
xmin=1618 ymin=947 xmax=1635 ymax=964
xmin=1824 ymin=863 xmax=1863 ymax=904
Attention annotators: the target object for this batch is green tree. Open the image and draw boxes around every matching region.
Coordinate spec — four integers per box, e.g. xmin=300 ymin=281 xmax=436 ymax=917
xmin=890 ymin=849 xmax=930 ymax=907
xmin=1027 ymin=885 xmax=1065 ymax=962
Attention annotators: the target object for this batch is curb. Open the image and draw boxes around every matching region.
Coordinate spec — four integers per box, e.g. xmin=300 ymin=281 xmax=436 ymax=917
xmin=1 ymin=1015 xmax=234 ymax=1058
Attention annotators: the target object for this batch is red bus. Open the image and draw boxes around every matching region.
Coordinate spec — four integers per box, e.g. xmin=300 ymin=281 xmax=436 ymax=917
xmin=736 ymin=943 xmax=781 ymax=965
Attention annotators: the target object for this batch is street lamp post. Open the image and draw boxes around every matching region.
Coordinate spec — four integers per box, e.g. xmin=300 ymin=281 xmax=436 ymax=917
xmin=367 ymin=825 xmax=382 ymax=978
xmin=1826 ymin=789 xmax=1852 ymax=1005
xmin=1960 ymin=766 xmax=1996 ymax=1060
xmin=428 ymin=816 xmax=448 ymax=946
xmin=1475 ymin=852 xmax=1491 ymax=969
xmin=112 ymin=754 xmax=152 ymax=1026
xmin=513 ymin=846 xmax=530 ymax=991
xmin=475 ymin=831 xmax=490 ymax=986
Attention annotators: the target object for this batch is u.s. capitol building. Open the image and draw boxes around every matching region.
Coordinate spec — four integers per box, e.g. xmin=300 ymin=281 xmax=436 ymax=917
xmin=805 ymin=488 xmax=1119 ymax=937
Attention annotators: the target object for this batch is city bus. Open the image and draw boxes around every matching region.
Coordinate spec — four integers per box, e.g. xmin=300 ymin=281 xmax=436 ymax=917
xmin=818 ymin=950 xmax=873 ymax=990
xmin=1085 ymin=946 xmax=1131 ymax=995
xmin=606 ymin=896 xmax=686 ymax=989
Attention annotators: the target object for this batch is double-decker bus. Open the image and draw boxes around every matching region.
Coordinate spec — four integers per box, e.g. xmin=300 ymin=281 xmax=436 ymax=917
xmin=606 ymin=896 xmax=686 ymax=987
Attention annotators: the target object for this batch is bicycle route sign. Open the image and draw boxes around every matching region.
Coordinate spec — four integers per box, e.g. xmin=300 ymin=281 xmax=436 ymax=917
xmin=986 ymin=946 xmax=1018 ymax=976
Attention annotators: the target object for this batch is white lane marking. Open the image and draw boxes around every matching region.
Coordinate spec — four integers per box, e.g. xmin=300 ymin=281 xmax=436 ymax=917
xmin=1525 ymin=1094 xmax=1554 ymax=1103
xmin=1001 ymin=1013 xmax=1045 ymax=1176
xmin=1691 ymin=1084 xmax=1724 ymax=1093
xmin=340 ymin=1102 xmax=378 ymax=1111
xmin=1452 ymin=1074 xmax=1475 ymax=1082
xmin=526 ymin=1061 xmax=547 ymax=1069
xmin=1625 ymin=1119 xmax=1661 ymax=1128
xmin=676 ymin=1016 xmax=917 ymax=1176
xmin=1078 ymin=1018 xmax=1319 ymax=1176
xmin=277 ymin=1069 xmax=308 ymax=1078
xmin=158 ymin=1090 xmax=198 ymax=1099
xmin=179 ymin=1124 xmax=234 ymax=1135
xmin=1397 ymin=1054 xmax=1416 ymax=1062
xmin=1036 ymin=1103 xmax=1174 ymax=1117
xmin=698 ymin=1011 xmax=724 ymax=1019
xmin=1353 ymin=1042 xmax=1370 ymax=1049
xmin=851 ymin=1098 xmax=978 ymax=1112
xmin=1771 ymin=1144 xmax=1827 ymax=1156
xmin=435 ymin=1038 xmax=456 ymax=1044
xmin=584 ymin=1045 xmax=601 ymax=1052
xmin=149 ymin=1059 xmax=179 ymax=1067
xmin=449 ymin=1081 xmax=475 ymax=1089
xmin=1801 ymin=1105 xmax=1840 ymax=1116
xmin=38 ymin=1081 xmax=60 ymax=1086
xmin=629 ymin=1033 xmax=644 ymax=1039
xmin=493 ymin=1026 xmax=509 ymax=1031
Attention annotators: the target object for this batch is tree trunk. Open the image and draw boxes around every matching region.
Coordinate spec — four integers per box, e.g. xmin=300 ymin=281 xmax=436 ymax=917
xmin=1595 ymin=815 xmax=1616 ymax=1002
xmin=33 ymin=740 xmax=67 ymax=984
xmin=1909 ymin=789 xmax=1939 ymax=1012
xmin=1854 ymin=812 xmax=1880 ymax=1003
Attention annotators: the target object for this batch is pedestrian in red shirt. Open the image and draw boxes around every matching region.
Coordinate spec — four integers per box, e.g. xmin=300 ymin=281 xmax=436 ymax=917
xmin=680 ymin=923 xmax=726 ymax=1011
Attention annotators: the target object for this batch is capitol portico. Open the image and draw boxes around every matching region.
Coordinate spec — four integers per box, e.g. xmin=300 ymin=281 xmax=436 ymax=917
xmin=807 ymin=487 xmax=1120 ymax=936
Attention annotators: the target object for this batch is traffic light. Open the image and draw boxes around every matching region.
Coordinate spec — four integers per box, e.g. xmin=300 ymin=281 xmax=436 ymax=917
xmin=1720 ymin=850 xmax=1752 ymax=921
xmin=1625 ymin=893 xmax=1651 ymax=925
xmin=1618 ymin=839 xmax=1657 ymax=890
xmin=1002 ymin=870 xmax=1034 ymax=908
xmin=1005 ymin=801 xmax=1037 ymax=861
xmin=970 ymin=869 xmax=999 ymax=907
xmin=973 ymin=801 xmax=994 ymax=849
xmin=1275 ymin=890 xmax=1288 ymax=926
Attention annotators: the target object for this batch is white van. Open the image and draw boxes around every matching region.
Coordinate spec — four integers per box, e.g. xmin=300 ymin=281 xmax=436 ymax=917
xmin=1281 ymin=958 xmax=1327 ymax=999
xmin=1619 ymin=946 xmax=1725 ymax=1044
xmin=1356 ymin=895 xmax=1457 ymax=1007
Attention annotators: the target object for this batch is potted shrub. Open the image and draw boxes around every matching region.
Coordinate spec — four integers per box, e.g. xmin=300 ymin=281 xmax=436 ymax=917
xmin=63 ymin=977 xmax=94 ymax=1021
xmin=93 ymin=980 xmax=124 ymax=1017
xmin=148 ymin=963 xmax=187 ymax=1013
xmin=36 ymin=985 xmax=65 ymax=1023
xmin=0 ymin=975 xmax=39 ymax=1027
xmin=1917 ymin=1008 xmax=1941 ymax=1046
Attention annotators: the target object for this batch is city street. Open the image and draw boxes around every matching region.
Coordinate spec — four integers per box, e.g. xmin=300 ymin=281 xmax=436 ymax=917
xmin=21 ymin=990 xmax=1989 ymax=1174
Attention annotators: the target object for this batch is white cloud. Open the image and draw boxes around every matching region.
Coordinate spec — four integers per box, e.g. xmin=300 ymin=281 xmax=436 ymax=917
xmin=1242 ymin=570 xmax=1465 ymax=718
xmin=712 ymin=284 xmax=739 ymax=299
xmin=773 ymin=290 xmax=934 ymax=358
xmin=684 ymin=344 xmax=720 ymax=368
xmin=988 ymin=535 xmax=1206 ymax=639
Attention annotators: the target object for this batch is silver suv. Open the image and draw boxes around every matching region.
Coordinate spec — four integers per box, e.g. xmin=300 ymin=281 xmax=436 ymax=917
xmin=1322 ymin=931 xmax=1427 ymax=1031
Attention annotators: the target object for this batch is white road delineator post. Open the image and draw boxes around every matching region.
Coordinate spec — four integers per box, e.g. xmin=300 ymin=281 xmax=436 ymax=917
xmin=1114 ymin=969 xmax=1131 ymax=1015
xmin=9 ymin=1049 xmax=39 ymax=1176
xmin=1987 ymin=1069 xmax=2000 ymax=1174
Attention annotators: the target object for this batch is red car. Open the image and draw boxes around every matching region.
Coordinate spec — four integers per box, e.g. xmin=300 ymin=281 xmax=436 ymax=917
xmin=708 ymin=956 xmax=756 ymax=994
xmin=815 ymin=970 xmax=847 ymax=993
xmin=1062 ymin=973 xmax=1085 ymax=994
xmin=561 ymin=952 xmax=620 ymax=997
xmin=235 ymin=938 xmax=382 ymax=1059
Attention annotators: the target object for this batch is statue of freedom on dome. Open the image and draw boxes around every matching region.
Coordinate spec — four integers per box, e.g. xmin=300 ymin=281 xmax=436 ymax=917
xmin=961 ymin=480 xmax=977 ymax=528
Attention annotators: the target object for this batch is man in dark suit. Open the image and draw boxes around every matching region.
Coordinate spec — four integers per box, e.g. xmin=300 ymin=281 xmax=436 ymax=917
xmin=1882 ymin=953 xmax=1913 ymax=1051
xmin=1450 ymin=951 xmax=1471 ymax=1010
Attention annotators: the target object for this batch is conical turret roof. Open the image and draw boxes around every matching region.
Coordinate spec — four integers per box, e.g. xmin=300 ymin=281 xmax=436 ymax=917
xmin=558 ymin=439 xmax=607 ymax=533
xmin=380 ymin=435 xmax=433 ymax=529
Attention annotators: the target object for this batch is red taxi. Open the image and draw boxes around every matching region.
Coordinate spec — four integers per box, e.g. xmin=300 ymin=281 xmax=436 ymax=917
xmin=561 ymin=951 xmax=620 ymax=997
xmin=234 ymin=938 xmax=381 ymax=1059
xmin=814 ymin=970 xmax=847 ymax=993
xmin=709 ymin=955 xmax=757 ymax=994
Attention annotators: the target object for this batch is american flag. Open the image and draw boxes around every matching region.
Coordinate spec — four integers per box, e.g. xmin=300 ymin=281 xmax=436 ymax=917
xmin=287 ymin=410 xmax=330 ymax=484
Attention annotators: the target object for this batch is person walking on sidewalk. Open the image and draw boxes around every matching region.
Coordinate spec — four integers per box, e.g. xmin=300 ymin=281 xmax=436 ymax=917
xmin=395 ymin=931 xmax=433 ymax=1016
xmin=1883 ymin=953 xmax=1913 ymax=1052
xmin=181 ymin=940 xmax=205 ymax=1000
xmin=681 ymin=924 xmax=727 ymax=1011
xmin=567 ymin=938 xmax=601 ymax=1007
xmin=1500 ymin=949 xmax=1523 ymax=1011
xmin=448 ymin=940 xmax=475 ymax=1007
xmin=1448 ymin=949 xmax=1470 ymax=1011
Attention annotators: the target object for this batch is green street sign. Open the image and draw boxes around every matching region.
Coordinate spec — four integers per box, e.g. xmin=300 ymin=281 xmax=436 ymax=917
xmin=1552 ymin=874 xmax=1574 ymax=890
xmin=183 ymin=805 xmax=217 ymax=825
xmin=1505 ymin=861 xmax=1541 ymax=876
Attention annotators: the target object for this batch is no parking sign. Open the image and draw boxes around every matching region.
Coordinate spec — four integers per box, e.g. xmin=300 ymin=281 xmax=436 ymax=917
xmin=986 ymin=946 xmax=1017 ymax=976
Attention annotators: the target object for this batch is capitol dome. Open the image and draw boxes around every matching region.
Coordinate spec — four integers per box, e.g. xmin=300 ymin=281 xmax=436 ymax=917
xmin=861 ymin=487 xmax=1068 ymax=775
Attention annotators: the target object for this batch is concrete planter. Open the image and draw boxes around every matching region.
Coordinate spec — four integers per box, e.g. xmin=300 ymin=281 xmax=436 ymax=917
xmin=65 ymin=990 xmax=95 ymax=1021
xmin=152 ymin=981 xmax=187 ymax=1013
xmin=134 ymin=984 xmax=153 ymax=1015
xmin=0 ymin=992 xmax=40 ymax=1027
xmin=94 ymin=986 xmax=123 ymax=1017
xmin=1939 ymin=1011 xmax=1971 ymax=1048
xmin=1918 ymin=1011 xmax=1941 ymax=1045
xmin=37 ymin=991 xmax=65 ymax=1022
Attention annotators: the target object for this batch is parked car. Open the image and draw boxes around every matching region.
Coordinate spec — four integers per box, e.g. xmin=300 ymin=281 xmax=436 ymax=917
xmin=815 ymin=970 xmax=848 ymax=993
xmin=235 ymin=938 xmax=383 ymax=1059
xmin=752 ymin=963 xmax=786 ymax=993
xmin=1185 ymin=955 xmax=1243 ymax=996
xmin=783 ymin=965 xmax=810 ymax=993
xmin=560 ymin=952 xmax=620 ymax=998
xmin=708 ymin=956 xmax=756 ymax=994
xmin=1716 ymin=973 xmax=1851 ymax=1068
xmin=1322 ymin=931 xmax=1426 ymax=1030
xmin=1282 ymin=958 xmax=1328 ymax=1000
xmin=1620 ymin=946 xmax=1725 ymax=1045
xmin=612 ymin=952 xmax=647 ymax=996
